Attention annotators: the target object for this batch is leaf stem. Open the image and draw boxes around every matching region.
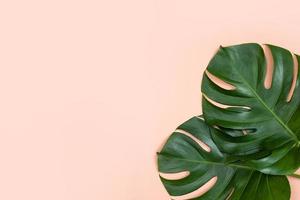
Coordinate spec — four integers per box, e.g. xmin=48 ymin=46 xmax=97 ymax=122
xmin=289 ymin=173 xmax=300 ymax=179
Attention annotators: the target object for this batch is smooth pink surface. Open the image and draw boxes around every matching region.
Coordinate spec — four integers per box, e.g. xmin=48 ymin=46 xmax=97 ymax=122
xmin=1 ymin=0 xmax=300 ymax=199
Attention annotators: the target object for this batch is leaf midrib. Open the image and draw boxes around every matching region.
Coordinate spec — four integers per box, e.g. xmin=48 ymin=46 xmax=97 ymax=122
xmin=158 ymin=153 xmax=254 ymax=170
xmin=228 ymin=60 xmax=298 ymax=142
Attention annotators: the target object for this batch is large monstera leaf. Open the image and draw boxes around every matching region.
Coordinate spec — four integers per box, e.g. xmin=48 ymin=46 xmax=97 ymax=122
xmin=157 ymin=116 xmax=290 ymax=200
xmin=202 ymin=43 xmax=300 ymax=175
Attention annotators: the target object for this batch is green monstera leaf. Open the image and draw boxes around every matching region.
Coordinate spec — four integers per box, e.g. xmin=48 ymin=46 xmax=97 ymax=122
xmin=201 ymin=43 xmax=300 ymax=175
xmin=157 ymin=116 xmax=290 ymax=200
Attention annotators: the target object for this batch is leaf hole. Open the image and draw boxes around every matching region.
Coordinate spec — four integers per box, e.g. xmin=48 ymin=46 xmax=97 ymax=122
xmin=159 ymin=171 xmax=190 ymax=180
xmin=170 ymin=177 xmax=217 ymax=200
xmin=205 ymin=70 xmax=236 ymax=90
xmin=214 ymin=125 xmax=256 ymax=137
xmin=176 ymin=129 xmax=211 ymax=152
xmin=203 ymin=94 xmax=251 ymax=111
xmin=242 ymin=130 xmax=248 ymax=135
xmin=287 ymin=53 xmax=298 ymax=102
xmin=261 ymin=44 xmax=274 ymax=89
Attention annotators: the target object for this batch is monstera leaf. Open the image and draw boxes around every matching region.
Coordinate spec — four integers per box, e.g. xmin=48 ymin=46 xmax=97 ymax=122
xmin=201 ymin=43 xmax=300 ymax=175
xmin=157 ymin=116 xmax=290 ymax=200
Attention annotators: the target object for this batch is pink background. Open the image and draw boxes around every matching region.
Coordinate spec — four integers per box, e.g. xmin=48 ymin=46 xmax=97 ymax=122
xmin=1 ymin=0 xmax=300 ymax=199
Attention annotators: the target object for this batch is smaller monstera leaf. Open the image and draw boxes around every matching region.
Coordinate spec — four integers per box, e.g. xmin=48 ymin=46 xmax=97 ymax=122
xmin=201 ymin=43 xmax=300 ymax=175
xmin=157 ymin=116 xmax=290 ymax=200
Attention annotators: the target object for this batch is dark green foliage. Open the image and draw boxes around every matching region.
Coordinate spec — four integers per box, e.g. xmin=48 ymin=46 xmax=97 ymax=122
xmin=158 ymin=44 xmax=300 ymax=199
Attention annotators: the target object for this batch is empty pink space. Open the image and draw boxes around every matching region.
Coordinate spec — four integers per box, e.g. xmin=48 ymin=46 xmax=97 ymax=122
xmin=1 ymin=0 xmax=300 ymax=199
